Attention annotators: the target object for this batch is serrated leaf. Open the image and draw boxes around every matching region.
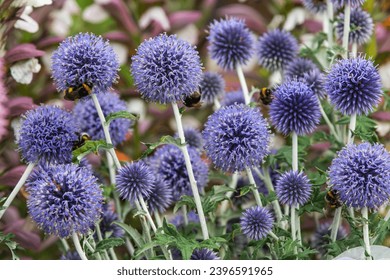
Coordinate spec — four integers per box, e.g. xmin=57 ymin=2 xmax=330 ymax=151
xmin=95 ymin=238 xmax=125 ymax=253
xmin=140 ymin=135 xmax=183 ymax=158
xmin=113 ymin=222 xmax=144 ymax=248
xmin=72 ymin=140 xmax=114 ymax=163
xmin=239 ymin=184 xmax=255 ymax=197
xmin=173 ymin=195 xmax=196 ymax=213
xmin=335 ymin=116 xmax=350 ymax=125
xmin=105 ymin=110 xmax=139 ymax=126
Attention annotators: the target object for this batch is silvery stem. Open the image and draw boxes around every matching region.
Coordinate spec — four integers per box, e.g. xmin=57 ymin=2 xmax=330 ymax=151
xmin=362 ymin=207 xmax=372 ymax=260
xmin=326 ymin=0 xmax=334 ymax=47
xmin=342 ymin=3 xmax=351 ymax=58
xmin=330 ymin=207 xmax=342 ymax=242
xmin=246 ymin=167 xmax=263 ymax=207
xmin=236 ymin=64 xmax=250 ymax=105
xmin=72 ymin=233 xmax=88 ymax=260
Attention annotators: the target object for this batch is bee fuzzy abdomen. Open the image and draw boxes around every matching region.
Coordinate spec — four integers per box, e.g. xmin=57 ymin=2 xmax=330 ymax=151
xmin=183 ymin=91 xmax=202 ymax=108
xmin=259 ymin=87 xmax=274 ymax=105
xmin=325 ymin=189 xmax=342 ymax=208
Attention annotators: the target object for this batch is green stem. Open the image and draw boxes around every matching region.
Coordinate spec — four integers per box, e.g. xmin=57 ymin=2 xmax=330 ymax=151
xmin=342 ymin=3 xmax=351 ymax=58
xmin=60 ymin=239 xmax=70 ymax=252
xmin=317 ymin=98 xmax=342 ymax=142
xmin=236 ymin=64 xmax=250 ymax=105
xmin=347 ymin=113 xmax=357 ymax=145
xmin=326 ymin=0 xmax=334 ymax=47
xmin=95 ymin=222 xmax=110 ymax=260
xmin=246 ymin=167 xmax=263 ymax=207
xmin=84 ymin=240 xmax=102 ymax=260
xmin=291 ymin=206 xmax=297 ymax=255
xmin=259 ymin=167 xmax=283 ymax=225
xmin=330 ymin=207 xmax=342 ymax=242
xmin=72 ymin=233 xmax=88 ymax=260
xmin=138 ymin=195 xmax=157 ymax=232
xmin=362 ymin=207 xmax=372 ymax=260
xmin=219 ymin=172 xmax=239 ymax=215
xmin=135 ymin=200 xmax=153 ymax=258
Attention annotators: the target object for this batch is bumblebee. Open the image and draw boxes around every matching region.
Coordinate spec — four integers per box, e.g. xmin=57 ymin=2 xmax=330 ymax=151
xmin=63 ymin=83 xmax=92 ymax=101
xmin=325 ymin=189 xmax=342 ymax=208
xmin=73 ymin=132 xmax=91 ymax=150
xmin=183 ymin=88 xmax=202 ymax=108
xmin=259 ymin=87 xmax=274 ymax=105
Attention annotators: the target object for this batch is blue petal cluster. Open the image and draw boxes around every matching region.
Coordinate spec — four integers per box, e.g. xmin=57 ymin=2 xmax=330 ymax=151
xmin=170 ymin=211 xmax=199 ymax=228
xmin=26 ymin=164 xmax=103 ymax=238
xmin=256 ymin=29 xmax=298 ymax=72
xmin=96 ymin=204 xmax=124 ymax=239
xmin=331 ymin=0 xmax=366 ymax=8
xmin=174 ymin=128 xmax=204 ymax=151
xmin=131 ymin=34 xmax=202 ymax=104
xmin=300 ymin=69 xmax=326 ymax=99
xmin=275 ymin=170 xmax=312 ymax=206
xmin=149 ymin=145 xmax=208 ymax=201
xmin=116 ymin=161 xmax=156 ymax=203
xmin=190 ymin=248 xmax=220 ymax=260
xmin=328 ymin=143 xmax=390 ymax=209
xmin=17 ymin=105 xmax=79 ymax=164
xmin=51 ymin=33 xmax=119 ymax=93
xmin=60 ymin=251 xmax=81 ymax=260
xmin=270 ymin=80 xmax=321 ymax=135
xmin=284 ymin=58 xmax=318 ymax=80
xmin=302 ymin=0 xmax=327 ymax=14
xmin=240 ymin=206 xmax=274 ymax=240
xmin=146 ymin=177 xmax=173 ymax=213
xmin=325 ymin=57 xmax=382 ymax=115
xmin=336 ymin=8 xmax=373 ymax=46
xmin=207 ymin=18 xmax=254 ymax=70
xmin=311 ymin=221 xmax=347 ymax=256
xmin=220 ymin=90 xmax=246 ymax=107
xmin=73 ymin=92 xmax=132 ymax=146
xmin=203 ymin=104 xmax=270 ymax=172
xmin=199 ymin=72 xmax=225 ymax=104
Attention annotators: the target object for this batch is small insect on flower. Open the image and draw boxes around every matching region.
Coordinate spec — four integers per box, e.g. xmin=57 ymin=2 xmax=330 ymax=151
xmin=63 ymin=83 xmax=92 ymax=101
xmin=259 ymin=87 xmax=274 ymax=105
xmin=183 ymin=88 xmax=203 ymax=108
xmin=72 ymin=132 xmax=91 ymax=150
xmin=325 ymin=188 xmax=342 ymax=208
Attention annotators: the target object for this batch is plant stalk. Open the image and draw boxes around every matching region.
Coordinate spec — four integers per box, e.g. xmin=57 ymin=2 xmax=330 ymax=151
xmin=72 ymin=233 xmax=88 ymax=260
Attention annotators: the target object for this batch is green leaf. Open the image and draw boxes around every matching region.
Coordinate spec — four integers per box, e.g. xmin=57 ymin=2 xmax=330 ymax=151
xmin=105 ymin=110 xmax=139 ymax=126
xmin=72 ymin=140 xmax=114 ymax=163
xmin=173 ymin=195 xmax=196 ymax=213
xmin=140 ymin=135 xmax=183 ymax=158
xmin=353 ymin=115 xmax=379 ymax=143
xmin=239 ymin=184 xmax=255 ymax=197
xmin=335 ymin=116 xmax=350 ymax=125
xmin=0 ymin=232 xmax=20 ymax=260
xmin=95 ymin=238 xmax=125 ymax=253
xmin=113 ymin=222 xmax=144 ymax=248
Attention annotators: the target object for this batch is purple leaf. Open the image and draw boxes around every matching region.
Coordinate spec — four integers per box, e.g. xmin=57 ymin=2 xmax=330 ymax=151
xmin=6 ymin=96 xmax=36 ymax=117
xmin=4 ymin=44 xmax=45 ymax=64
xmin=169 ymin=11 xmax=201 ymax=28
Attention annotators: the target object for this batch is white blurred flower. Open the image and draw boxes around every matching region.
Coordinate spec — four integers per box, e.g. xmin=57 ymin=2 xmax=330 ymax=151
xmin=49 ymin=0 xmax=79 ymax=36
xmin=82 ymin=4 xmax=109 ymax=23
xmin=139 ymin=7 xmax=170 ymax=31
xmin=12 ymin=0 xmax=52 ymax=8
xmin=283 ymin=8 xmax=306 ymax=31
xmin=176 ymin=24 xmax=198 ymax=45
xmin=379 ymin=61 xmax=390 ymax=89
xmin=14 ymin=6 xmax=39 ymax=33
xmin=10 ymin=58 xmax=41 ymax=84
xmin=127 ymin=99 xmax=146 ymax=121
xmin=111 ymin=43 xmax=128 ymax=66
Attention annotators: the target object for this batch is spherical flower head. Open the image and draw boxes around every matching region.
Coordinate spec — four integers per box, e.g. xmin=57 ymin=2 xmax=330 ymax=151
xmin=60 ymin=251 xmax=81 ymax=260
xmin=328 ymin=143 xmax=390 ymax=209
xmin=95 ymin=204 xmax=124 ymax=239
xmin=17 ymin=105 xmax=79 ymax=164
xmin=174 ymin=128 xmax=203 ymax=151
xmin=275 ymin=170 xmax=312 ymax=206
xmin=26 ymin=164 xmax=103 ymax=238
xmin=73 ymin=92 xmax=132 ymax=146
xmin=51 ymin=33 xmax=119 ymax=93
xmin=331 ymin=0 xmax=365 ymax=8
xmin=207 ymin=17 xmax=254 ymax=70
xmin=270 ymin=80 xmax=321 ymax=135
xmin=300 ymin=69 xmax=326 ymax=99
xmin=256 ymin=29 xmax=298 ymax=72
xmin=199 ymin=72 xmax=225 ymax=104
xmin=220 ymin=90 xmax=246 ymax=107
xmin=240 ymin=206 xmax=274 ymax=240
xmin=146 ymin=177 xmax=173 ymax=213
xmin=311 ymin=221 xmax=347 ymax=256
xmin=149 ymin=144 xmax=208 ymax=201
xmin=190 ymin=248 xmax=220 ymax=260
xmin=203 ymin=105 xmax=270 ymax=172
xmin=303 ymin=0 xmax=327 ymax=14
xmin=325 ymin=57 xmax=382 ymax=116
xmin=116 ymin=161 xmax=155 ymax=203
xmin=131 ymin=33 xmax=202 ymax=104
xmin=284 ymin=58 xmax=318 ymax=80
xmin=336 ymin=8 xmax=373 ymax=46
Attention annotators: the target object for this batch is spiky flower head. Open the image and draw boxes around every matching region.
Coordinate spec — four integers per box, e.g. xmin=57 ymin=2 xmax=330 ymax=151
xmin=149 ymin=145 xmax=208 ymax=202
xmin=311 ymin=221 xmax=347 ymax=256
xmin=300 ymin=69 xmax=326 ymax=99
xmin=207 ymin=17 xmax=254 ymax=70
xmin=336 ymin=8 xmax=373 ymax=46
xmin=270 ymin=80 xmax=321 ymax=135
xmin=131 ymin=33 xmax=202 ymax=104
xmin=331 ymin=0 xmax=366 ymax=8
xmin=325 ymin=57 xmax=382 ymax=116
xmin=203 ymin=104 xmax=270 ymax=173
xmin=199 ymin=72 xmax=225 ymax=104
xmin=328 ymin=143 xmax=390 ymax=209
xmin=191 ymin=248 xmax=220 ymax=260
xmin=284 ymin=58 xmax=318 ymax=80
xmin=95 ymin=204 xmax=124 ymax=239
xmin=146 ymin=177 xmax=173 ymax=213
xmin=302 ymin=0 xmax=327 ymax=14
xmin=51 ymin=33 xmax=119 ymax=93
xmin=221 ymin=90 xmax=246 ymax=107
xmin=256 ymin=29 xmax=298 ymax=72
xmin=116 ymin=161 xmax=156 ymax=203
xmin=17 ymin=105 xmax=78 ymax=164
xmin=26 ymin=164 xmax=103 ymax=238
xmin=73 ymin=92 xmax=132 ymax=147
xmin=240 ymin=206 xmax=274 ymax=240
xmin=275 ymin=170 xmax=312 ymax=206
xmin=174 ymin=127 xmax=203 ymax=151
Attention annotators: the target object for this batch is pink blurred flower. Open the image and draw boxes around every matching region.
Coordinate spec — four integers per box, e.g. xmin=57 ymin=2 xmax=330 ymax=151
xmin=0 ymin=58 xmax=9 ymax=140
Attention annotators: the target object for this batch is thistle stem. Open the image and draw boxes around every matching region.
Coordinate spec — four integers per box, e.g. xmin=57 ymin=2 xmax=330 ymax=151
xmin=214 ymin=98 xmax=221 ymax=110
xmin=330 ymin=207 xmax=342 ymax=242
xmin=154 ymin=210 xmax=163 ymax=228
xmin=326 ymin=0 xmax=334 ymax=47
xmin=342 ymin=3 xmax=351 ymax=58
xmin=291 ymin=206 xmax=298 ymax=255
xmin=246 ymin=167 xmax=263 ymax=207
xmin=219 ymin=172 xmax=239 ymax=215
xmin=236 ymin=64 xmax=250 ymax=105
xmin=292 ymin=132 xmax=298 ymax=172
xmin=60 ymin=239 xmax=70 ymax=252
xmin=269 ymin=231 xmax=279 ymax=241
xmin=138 ymin=195 xmax=157 ymax=232
xmin=362 ymin=207 xmax=372 ymax=260
xmin=317 ymin=98 xmax=342 ymax=142
xmin=72 ymin=233 xmax=88 ymax=260
xmin=259 ymin=167 xmax=283 ymax=225
xmin=347 ymin=113 xmax=357 ymax=145
xmin=171 ymin=102 xmax=209 ymax=240
xmin=0 ymin=162 xmax=36 ymax=220
xmin=351 ymin=43 xmax=358 ymax=58
xmin=95 ymin=222 xmax=110 ymax=260
xmin=134 ymin=200 xmax=153 ymax=258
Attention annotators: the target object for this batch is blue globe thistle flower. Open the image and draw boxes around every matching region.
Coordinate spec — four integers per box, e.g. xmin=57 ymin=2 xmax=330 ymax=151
xmin=270 ymin=80 xmax=321 ymax=135
xmin=51 ymin=33 xmax=119 ymax=93
xmin=311 ymin=221 xmax=347 ymax=256
xmin=190 ymin=248 xmax=220 ymax=260
xmin=203 ymin=104 xmax=270 ymax=173
xmin=131 ymin=33 xmax=202 ymax=104
xmin=328 ymin=143 xmax=390 ymax=209
xmin=284 ymin=58 xmax=318 ymax=80
xmin=95 ymin=204 xmax=124 ymax=239
xmin=73 ymin=92 xmax=132 ymax=146
xmin=220 ymin=90 xmax=246 ymax=107
xmin=207 ymin=18 xmax=254 ymax=70
xmin=60 ymin=251 xmax=81 ymax=260
xmin=17 ymin=105 xmax=79 ymax=164
xmin=174 ymin=128 xmax=203 ymax=151
xmin=325 ymin=57 xmax=382 ymax=116
xmin=149 ymin=145 xmax=208 ymax=201
xmin=336 ymin=8 xmax=373 ymax=46
xmin=146 ymin=177 xmax=173 ymax=213
xmin=300 ymin=69 xmax=326 ymax=99
xmin=256 ymin=29 xmax=298 ymax=72
xmin=116 ymin=161 xmax=156 ymax=203
xmin=331 ymin=0 xmax=366 ymax=8
xmin=240 ymin=206 xmax=274 ymax=240
xmin=26 ymin=164 xmax=103 ymax=238
xmin=275 ymin=170 xmax=312 ymax=206
xmin=170 ymin=211 xmax=200 ymax=228
xmin=303 ymin=0 xmax=327 ymax=14
xmin=199 ymin=72 xmax=225 ymax=104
